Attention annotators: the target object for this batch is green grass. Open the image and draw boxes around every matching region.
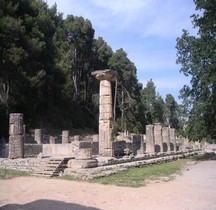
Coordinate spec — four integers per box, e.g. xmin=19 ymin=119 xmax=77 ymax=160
xmin=0 ymin=168 xmax=30 ymax=179
xmin=90 ymin=159 xmax=189 ymax=188
xmin=60 ymin=174 xmax=77 ymax=181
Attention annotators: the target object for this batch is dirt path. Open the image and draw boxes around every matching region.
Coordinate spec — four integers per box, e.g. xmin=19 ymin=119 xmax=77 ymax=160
xmin=0 ymin=161 xmax=216 ymax=210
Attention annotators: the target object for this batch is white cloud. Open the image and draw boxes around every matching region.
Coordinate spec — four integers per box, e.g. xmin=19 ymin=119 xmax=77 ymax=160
xmin=46 ymin=0 xmax=196 ymax=38
xmin=89 ymin=0 xmax=149 ymax=14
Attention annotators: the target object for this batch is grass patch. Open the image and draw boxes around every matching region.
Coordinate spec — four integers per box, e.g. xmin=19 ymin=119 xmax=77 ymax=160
xmin=0 ymin=168 xmax=30 ymax=179
xmin=90 ymin=159 xmax=189 ymax=188
xmin=60 ymin=174 xmax=77 ymax=181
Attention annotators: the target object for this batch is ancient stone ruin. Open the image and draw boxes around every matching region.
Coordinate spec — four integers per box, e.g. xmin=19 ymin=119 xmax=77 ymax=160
xmin=8 ymin=113 xmax=24 ymax=159
xmin=92 ymin=69 xmax=117 ymax=157
xmin=0 ymin=69 xmax=202 ymax=178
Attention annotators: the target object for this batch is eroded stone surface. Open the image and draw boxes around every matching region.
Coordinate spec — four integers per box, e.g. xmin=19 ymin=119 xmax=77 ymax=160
xmin=62 ymin=130 xmax=69 ymax=144
xmin=92 ymin=69 xmax=117 ymax=157
xmin=35 ymin=129 xmax=42 ymax=144
xmin=146 ymin=125 xmax=155 ymax=153
xmin=9 ymin=113 xmax=24 ymax=159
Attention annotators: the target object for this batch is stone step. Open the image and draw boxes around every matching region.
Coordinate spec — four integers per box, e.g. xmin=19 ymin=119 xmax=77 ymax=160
xmin=33 ymin=157 xmax=71 ymax=177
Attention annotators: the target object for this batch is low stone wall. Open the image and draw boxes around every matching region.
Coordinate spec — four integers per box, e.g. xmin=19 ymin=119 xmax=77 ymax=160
xmin=24 ymin=144 xmax=42 ymax=157
xmin=203 ymin=144 xmax=216 ymax=153
xmin=0 ymin=158 xmax=41 ymax=171
xmin=42 ymin=144 xmax=74 ymax=156
xmin=92 ymin=142 xmax=99 ymax=155
xmin=0 ymin=144 xmax=42 ymax=158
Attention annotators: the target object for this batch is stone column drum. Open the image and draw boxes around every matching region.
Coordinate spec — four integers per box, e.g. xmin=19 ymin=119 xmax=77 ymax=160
xmin=49 ymin=136 xmax=55 ymax=144
xmin=9 ymin=113 xmax=24 ymax=158
xmin=154 ymin=123 xmax=163 ymax=153
xmin=35 ymin=129 xmax=42 ymax=144
xmin=146 ymin=125 xmax=155 ymax=153
xmin=62 ymin=130 xmax=69 ymax=144
xmin=92 ymin=69 xmax=117 ymax=157
xmin=162 ymin=127 xmax=171 ymax=152
xmin=169 ymin=128 xmax=176 ymax=152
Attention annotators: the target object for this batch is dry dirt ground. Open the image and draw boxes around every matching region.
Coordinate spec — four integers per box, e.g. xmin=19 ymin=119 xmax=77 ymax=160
xmin=0 ymin=161 xmax=216 ymax=210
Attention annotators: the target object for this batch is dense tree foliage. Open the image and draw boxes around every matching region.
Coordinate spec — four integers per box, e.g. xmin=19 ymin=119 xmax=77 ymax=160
xmin=0 ymin=0 xmax=184 ymax=139
xmin=176 ymin=0 xmax=216 ymax=142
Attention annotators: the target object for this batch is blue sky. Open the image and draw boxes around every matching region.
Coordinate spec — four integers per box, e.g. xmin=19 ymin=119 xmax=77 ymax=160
xmin=46 ymin=0 xmax=197 ymax=102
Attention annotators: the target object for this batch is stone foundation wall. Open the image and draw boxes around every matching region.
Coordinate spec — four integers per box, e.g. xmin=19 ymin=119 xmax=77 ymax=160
xmin=0 ymin=158 xmax=41 ymax=171
xmin=42 ymin=144 xmax=74 ymax=156
xmin=92 ymin=142 xmax=99 ymax=155
xmin=0 ymin=144 xmax=42 ymax=158
xmin=24 ymin=144 xmax=42 ymax=157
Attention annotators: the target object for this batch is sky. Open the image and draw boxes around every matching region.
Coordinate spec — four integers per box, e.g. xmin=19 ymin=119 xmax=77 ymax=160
xmin=46 ymin=0 xmax=198 ymax=102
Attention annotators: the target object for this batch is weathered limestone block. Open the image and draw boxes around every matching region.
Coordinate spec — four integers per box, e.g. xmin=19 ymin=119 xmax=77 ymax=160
xmin=71 ymin=140 xmax=79 ymax=155
xmin=169 ymin=128 xmax=176 ymax=151
xmin=9 ymin=113 xmax=24 ymax=159
xmin=146 ymin=125 xmax=155 ymax=153
xmin=75 ymin=148 xmax=92 ymax=160
xmin=93 ymin=134 xmax=99 ymax=142
xmin=35 ymin=129 xmax=42 ymax=144
xmin=9 ymin=113 xmax=24 ymax=135
xmin=73 ymin=135 xmax=80 ymax=141
xmin=162 ymin=127 xmax=171 ymax=152
xmin=8 ymin=135 xmax=24 ymax=158
xmin=67 ymin=159 xmax=97 ymax=169
xmin=62 ymin=130 xmax=69 ymax=144
xmin=154 ymin=123 xmax=163 ymax=153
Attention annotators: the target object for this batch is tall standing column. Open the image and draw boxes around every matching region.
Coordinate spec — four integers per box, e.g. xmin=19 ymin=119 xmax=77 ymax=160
xmin=9 ymin=113 xmax=24 ymax=158
xmin=154 ymin=123 xmax=163 ymax=153
xmin=92 ymin=69 xmax=117 ymax=157
xmin=146 ymin=125 xmax=155 ymax=153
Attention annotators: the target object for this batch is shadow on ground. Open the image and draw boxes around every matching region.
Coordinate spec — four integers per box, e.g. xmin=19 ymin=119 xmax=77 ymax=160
xmin=1 ymin=199 xmax=101 ymax=210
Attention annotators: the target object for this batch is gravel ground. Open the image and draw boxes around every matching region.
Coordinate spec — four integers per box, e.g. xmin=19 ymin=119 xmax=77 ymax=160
xmin=0 ymin=160 xmax=216 ymax=210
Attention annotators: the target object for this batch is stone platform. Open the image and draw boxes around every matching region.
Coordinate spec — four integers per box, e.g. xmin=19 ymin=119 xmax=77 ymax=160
xmin=64 ymin=150 xmax=200 ymax=179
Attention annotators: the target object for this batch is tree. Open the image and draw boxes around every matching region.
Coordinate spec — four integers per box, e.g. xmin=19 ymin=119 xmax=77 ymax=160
xmin=176 ymin=0 xmax=216 ymax=142
xmin=93 ymin=37 xmax=113 ymax=70
xmin=141 ymin=79 xmax=165 ymax=125
xmin=109 ymin=48 xmax=143 ymax=133
xmin=164 ymin=94 xmax=179 ymax=129
xmin=0 ymin=0 xmax=66 ymax=135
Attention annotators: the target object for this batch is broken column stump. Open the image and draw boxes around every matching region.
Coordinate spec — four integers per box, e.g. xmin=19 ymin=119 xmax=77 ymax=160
xmin=9 ymin=113 xmax=24 ymax=158
xmin=62 ymin=130 xmax=69 ymax=144
xmin=154 ymin=123 xmax=163 ymax=153
xmin=35 ymin=129 xmax=42 ymax=144
xmin=169 ymin=128 xmax=177 ymax=152
xmin=162 ymin=127 xmax=171 ymax=152
xmin=146 ymin=125 xmax=155 ymax=153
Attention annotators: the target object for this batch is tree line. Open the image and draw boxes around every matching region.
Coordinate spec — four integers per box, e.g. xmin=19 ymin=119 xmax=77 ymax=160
xmin=1 ymin=0 xmax=215 ymax=143
xmin=176 ymin=0 xmax=216 ymax=143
